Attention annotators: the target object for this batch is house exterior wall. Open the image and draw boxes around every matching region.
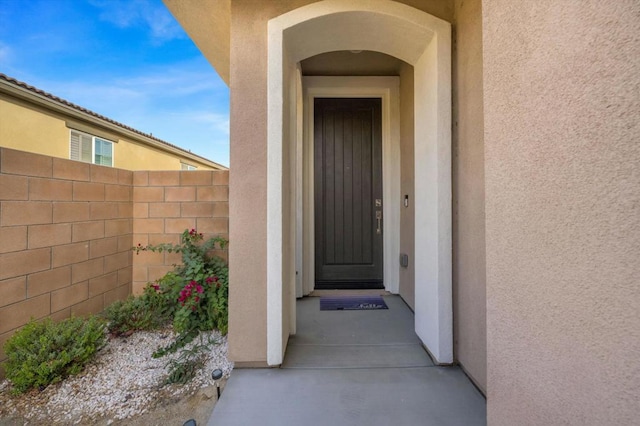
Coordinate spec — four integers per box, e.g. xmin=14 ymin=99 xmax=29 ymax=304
xmin=0 ymin=96 xmax=221 ymax=171
xmin=227 ymin=0 xmax=456 ymax=365
xmin=227 ymin=0 xmax=306 ymax=365
xmin=484 ymin=1 xmax=640 ymax=423
xmin=452 ymin=0 xmax=486 ymax=393
xmin=0 ymin=148 xmax=230 ymax=378
xmin=0 ymin=98 xmax=70 ymax=160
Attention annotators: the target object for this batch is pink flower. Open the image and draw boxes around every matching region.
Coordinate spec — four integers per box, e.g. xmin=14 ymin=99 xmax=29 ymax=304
xmin=196 ymin=285 xmax=203 ymax=294
xmin=205 ymin=277 xmax=214 ymax=284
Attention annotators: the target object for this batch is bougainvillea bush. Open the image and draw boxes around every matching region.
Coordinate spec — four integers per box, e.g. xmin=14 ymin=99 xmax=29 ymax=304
xmin=136 ymin=229 xmax=229 ymax=336
xmin=113 ymin=229 xmax=229 ymax=382
xmin=129 ymin=229 xmax=229 ymax=351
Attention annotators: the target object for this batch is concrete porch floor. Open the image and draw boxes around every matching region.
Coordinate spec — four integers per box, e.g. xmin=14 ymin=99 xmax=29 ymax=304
xmin=208 ymin=296 xmax=486 ymax=425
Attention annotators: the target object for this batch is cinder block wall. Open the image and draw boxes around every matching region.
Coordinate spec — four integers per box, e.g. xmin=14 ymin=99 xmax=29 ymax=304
xmin=131 ymin=170 xmax=229 ymax=294
xmin=0 ymin=148 xmax=229 ymax=376
xmin=0 ymin=148 xmax=133 ymax=375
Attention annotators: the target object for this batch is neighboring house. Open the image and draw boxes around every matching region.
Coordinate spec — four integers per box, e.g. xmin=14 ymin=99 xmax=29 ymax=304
xmin=0 ymin=73 xmax=226 ymax=171
xmin=163 ymin=0 xmax=639 ymax=424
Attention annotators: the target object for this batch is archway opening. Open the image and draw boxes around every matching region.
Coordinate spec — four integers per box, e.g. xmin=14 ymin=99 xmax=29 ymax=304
xmin=267 ymin=0 xmax=452 ymax=365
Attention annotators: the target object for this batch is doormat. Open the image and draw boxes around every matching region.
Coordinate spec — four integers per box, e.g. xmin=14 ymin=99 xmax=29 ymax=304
xmin=320 ymin=296 xmax=388 ymax=311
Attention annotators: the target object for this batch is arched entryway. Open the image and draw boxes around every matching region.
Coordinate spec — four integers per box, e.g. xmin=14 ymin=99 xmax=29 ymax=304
xmin=266 ymin=0 xmax=452 ymax=365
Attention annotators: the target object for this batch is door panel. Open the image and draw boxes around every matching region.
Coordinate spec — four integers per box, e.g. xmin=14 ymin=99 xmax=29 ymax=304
xmin=314 ymin=98 xmax=383 ymax=289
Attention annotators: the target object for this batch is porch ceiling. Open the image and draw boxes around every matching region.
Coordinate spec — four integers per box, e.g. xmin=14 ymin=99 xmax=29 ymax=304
xmin=301 ymin=50 xmax=405 ymax=76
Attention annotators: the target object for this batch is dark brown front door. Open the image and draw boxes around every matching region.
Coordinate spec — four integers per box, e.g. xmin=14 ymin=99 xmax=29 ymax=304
xmin=314 ymin=98 xmax=383 ymax=289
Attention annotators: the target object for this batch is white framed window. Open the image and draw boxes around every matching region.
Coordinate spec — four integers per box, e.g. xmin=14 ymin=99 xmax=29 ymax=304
xmin=70 ymin=130 xmax=114 ymax=167
xmin=181 ymin=163 xmax=197 ymax=170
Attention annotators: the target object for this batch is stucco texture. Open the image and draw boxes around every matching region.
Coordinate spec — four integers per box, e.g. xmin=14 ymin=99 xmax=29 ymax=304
xmin=228 ymin=0 xmax=311 ymax=364
xmin=0 ymin=99 xmax=69 ymax=159
xmin=452 ymin=0 xmax=486 ymax=393
xmin=484 ymin=1 xmax=640 ymax=424
xmin=226 ymin=0 xmax=455 ymax=364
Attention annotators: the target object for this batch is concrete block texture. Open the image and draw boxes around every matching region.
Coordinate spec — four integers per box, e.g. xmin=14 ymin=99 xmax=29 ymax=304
xmin=148 ymin=171 xmax=180 ymax=186
xmin=29 ymin=178 xmax=72 ymax=201
xmin=1 ymin=201 xmax=52 ymax=226
xmin=72 ymin=181 xmax=105 ymax=201
xmin=0 ymin=226 xmax=27 ymax=254
xmin=0 ymin=174 xmax=28 ymax=200
xmin=0 ymin=277 xmax=26 ymax=308
xmin=53 ymin=202 xmax=91 ymax=223
xmin=52 ymin=158 xmax=90 ymax=181
xmin=1 ymin=149 xmax=52 ymax=177
xmin=0 ymin=248 xmax=51 ymax=280
xmin=164 ymin=186 xmax=196 ymax=202
xmin=0 ymin=294 xmax=50 ymax=334
xmin=0 ymin=147 xmax=228 ymax=373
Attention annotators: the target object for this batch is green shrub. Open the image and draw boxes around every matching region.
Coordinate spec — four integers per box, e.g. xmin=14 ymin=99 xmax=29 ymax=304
xmin=3 ymin=316 xmax=106 ymax=394
xmin=103 ymin=295 xmax=168 ymax=336
xmin=133 ymin=229 xmax=228 ymax=357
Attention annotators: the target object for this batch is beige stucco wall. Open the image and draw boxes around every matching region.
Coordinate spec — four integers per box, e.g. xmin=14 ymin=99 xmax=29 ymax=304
xmin=0 ymin=99 xmax=70 ymax=159
xmin=227 ymin=0 xmax=455 ymax=365
xmin=398 ymin=62 xmax=415 ymax=310
xmin=0 ymin=97 xmax=219 ymax=171
xmin=116 ymin=139 xmax=213 ymax=171
xmin=452 ymin=0 xmax=486 ymax=393
xmin=228 ymin=1 xmax=282 ymax=364
xmin=484 ymin=1 xmax=640 ymax=423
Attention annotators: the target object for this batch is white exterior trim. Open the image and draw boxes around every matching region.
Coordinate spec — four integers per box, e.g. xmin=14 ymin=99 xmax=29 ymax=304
xmin=268 ymin=0 xmax=452 ymax=365
xmin=302 ymin=76 xmax=401 ymax=295
xmin=266 ymin=22 xmax=283 ymax=366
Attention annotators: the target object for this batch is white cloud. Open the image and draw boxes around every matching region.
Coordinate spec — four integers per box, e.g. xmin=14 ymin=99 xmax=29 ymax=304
xmin=188 ymin=112 xmax=230 ymax=135
xmin=20 ymin=62 xmax=229 ymax=165
xmin=90 ymin=0 xmax=184 ymax=43
xmin=0 ymin=41 xmax=12 ymax=64
xmin=114 ymin=70 xmax=222 ymax=96
xmin=39 ymin=60 xmax=225 ymax=110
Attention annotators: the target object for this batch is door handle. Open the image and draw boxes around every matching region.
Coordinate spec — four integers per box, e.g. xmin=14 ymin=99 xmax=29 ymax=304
xmin=376 ymin=210 xmax=382 ymax=234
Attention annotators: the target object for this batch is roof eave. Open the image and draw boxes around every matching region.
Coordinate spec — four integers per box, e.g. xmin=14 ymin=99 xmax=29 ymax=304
xmin=0 ymin=78 xmax=228 ymax=171
xmin=163 ymin=0 xmax=230 ymax=86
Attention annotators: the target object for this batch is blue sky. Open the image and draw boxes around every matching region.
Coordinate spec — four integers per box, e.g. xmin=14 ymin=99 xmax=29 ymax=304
xmin=0 ymin=0 xmax=230 ymax=166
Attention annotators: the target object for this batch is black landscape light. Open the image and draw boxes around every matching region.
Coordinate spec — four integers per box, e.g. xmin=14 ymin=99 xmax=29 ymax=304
xmin=183 ymin=419 xmax=197 ymax=426
xmin=212 ymin=368 xmax=224 ymax=399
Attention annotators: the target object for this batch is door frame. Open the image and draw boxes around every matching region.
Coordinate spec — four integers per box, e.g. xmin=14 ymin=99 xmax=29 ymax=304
xmin=302 ymin=77 xmax=401 ymax=296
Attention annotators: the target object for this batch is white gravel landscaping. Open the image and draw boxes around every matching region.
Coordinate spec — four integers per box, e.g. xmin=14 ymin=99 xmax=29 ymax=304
xmin=0 ymin=329 xmax=233 ymax=425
